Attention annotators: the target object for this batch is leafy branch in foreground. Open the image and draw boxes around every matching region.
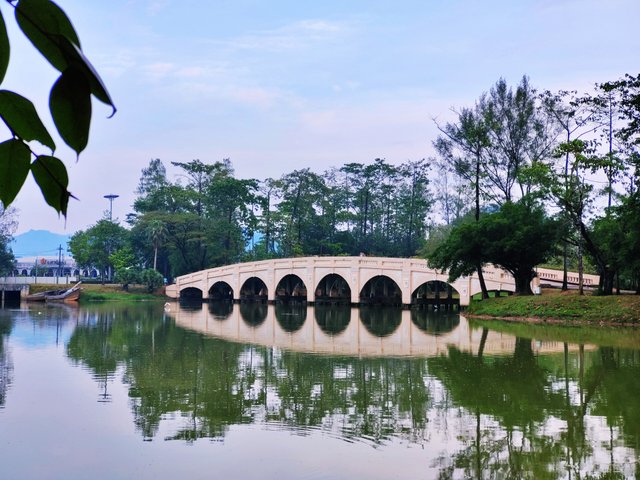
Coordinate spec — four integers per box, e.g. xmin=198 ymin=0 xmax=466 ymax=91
xmin=0 ymin=0 xmax=115 ymax=216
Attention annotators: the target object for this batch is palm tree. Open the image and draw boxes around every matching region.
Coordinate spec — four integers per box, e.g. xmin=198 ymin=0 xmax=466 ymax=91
xmin=146 ymin=219 xmax=168 ymax=271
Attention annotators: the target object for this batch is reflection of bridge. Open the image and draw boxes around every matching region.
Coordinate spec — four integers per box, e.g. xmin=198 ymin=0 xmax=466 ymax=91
xmin=165 ymin=256 xmax=521 ymax=307
xmin=167 ymin=304 xmax=589 ymax=358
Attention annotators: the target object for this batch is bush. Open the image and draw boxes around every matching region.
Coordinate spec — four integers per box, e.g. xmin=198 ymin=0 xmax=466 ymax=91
xmin=140 ymin=269 xmax=164 ymax=292
xmin=114 ymin=268 xmax=139 ymax=291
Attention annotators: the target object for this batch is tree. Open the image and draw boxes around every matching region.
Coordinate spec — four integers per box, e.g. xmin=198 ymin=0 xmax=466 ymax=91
xmin=434 ymin=100 xmax=491 ymax=297
xmin=68 ymin=218 xmax=129 ymax=282
xmin=110 ymin=246 xmax=137 ymax=290
xmin=429 ymin=198 xmax=559 ymax=295
xmin=540 ymin=89 xmax=596 ymax=290
xmin=483 ymin=77 xmax=558 ymax=201
xmin=145 ymin=219 xmax=168 ymax=271
xmin=139 ymin=268 xmax=163 ymax=292
xmin=133 ymin=159 xmax=170 ymax=214
xmin=0 ymin=205 xmax=16 ymax=274
xmin=0 ymin=0 xmax=115 ymax=215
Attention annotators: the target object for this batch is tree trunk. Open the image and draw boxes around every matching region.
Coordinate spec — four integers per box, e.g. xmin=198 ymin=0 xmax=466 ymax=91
xmin=514 ymin=271 xmax=534 ymax=295
xmin=476 ymin=264 xmax=489 ymax=299
xmin=578 ymin=237 xmax=584 ymax=296
xmin=153 ymin=246 xmax=158 ymax=271
xmin=562 ymin=241 xmax=569 ymax=291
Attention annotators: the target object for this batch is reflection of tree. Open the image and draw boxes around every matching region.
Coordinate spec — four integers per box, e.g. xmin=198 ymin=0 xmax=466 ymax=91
xmin=0 ymin=314 xmax=13 ymax=408
xmin=429 ymin=338 xmax=567 ymax=479
xmin=68 ymin=306 xmax=431 ymax=445
xmin=589 ymin=348 xmax=640 ymax=454
xmin=271 ymin=353 xmax=430 ymax=444
xmin=65 ymin=305 xmax=640 ymax=476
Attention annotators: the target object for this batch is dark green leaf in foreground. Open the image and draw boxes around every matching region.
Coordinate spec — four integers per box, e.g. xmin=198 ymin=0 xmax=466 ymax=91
xmin=31 ymin=155 xmax=71 ymax=216
xmin=0 ymin=9 xmax=9 ymax=83
xmin=50 ymin=67 xmax=91 ymax=155
xmin=16 ymin=0 xmax=115 ymax=114
xmin=0 ymin=90 xmax=56 ymax=151
xmin=0 ymin=139 xmax=31 ymax=207
xmin=15 ymin=0 xmax=81 ymax=72
xmin=60 ymin=40 xmax=116 ymax=113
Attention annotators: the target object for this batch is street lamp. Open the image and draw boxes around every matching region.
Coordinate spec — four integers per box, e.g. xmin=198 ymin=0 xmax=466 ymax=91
xmin=103 ymin=194 xmax=119 ymax=221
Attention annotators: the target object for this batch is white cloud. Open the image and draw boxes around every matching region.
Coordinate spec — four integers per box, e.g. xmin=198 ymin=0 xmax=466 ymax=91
xmin=142 ymin=62 xmax=175 ymax=79
xmin=217 ymin=19 xmax=352 ymax=53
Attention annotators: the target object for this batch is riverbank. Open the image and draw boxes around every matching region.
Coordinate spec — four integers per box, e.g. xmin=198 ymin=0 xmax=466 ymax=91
xmin=466 ymin=288 xmax=640 ymax=325
xmin=29 ymin=283 xmax=164 ymax=303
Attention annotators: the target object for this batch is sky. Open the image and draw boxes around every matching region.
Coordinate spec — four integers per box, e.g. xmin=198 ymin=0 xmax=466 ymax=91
xmin=2 ymin=0 xmax=638 ymax=235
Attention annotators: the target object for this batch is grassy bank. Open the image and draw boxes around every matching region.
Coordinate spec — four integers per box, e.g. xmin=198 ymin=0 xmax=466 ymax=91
xmin=29 ymin=283 xmax=164 ymax=303
xmin=466 ymin=288 xmax=640 ymax=325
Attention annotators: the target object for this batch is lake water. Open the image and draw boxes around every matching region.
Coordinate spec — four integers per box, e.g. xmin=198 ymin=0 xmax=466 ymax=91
xmin=1 ymin=301 xmax=639 ymax=479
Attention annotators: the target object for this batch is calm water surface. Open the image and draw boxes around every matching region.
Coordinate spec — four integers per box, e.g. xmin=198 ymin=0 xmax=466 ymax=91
xmin=1 ymin=301 xmax=639 ymax=479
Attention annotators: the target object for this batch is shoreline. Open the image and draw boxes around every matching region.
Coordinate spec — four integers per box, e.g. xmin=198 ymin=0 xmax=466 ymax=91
xmin=465 ymin=313 xmax=640 ymax=328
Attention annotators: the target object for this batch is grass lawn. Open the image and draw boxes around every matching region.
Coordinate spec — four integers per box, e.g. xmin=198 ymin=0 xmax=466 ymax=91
xmin=466 ymin=288 xmax=640 ymax=325
xmin=29 ymin=282 xmax=164 ymax=303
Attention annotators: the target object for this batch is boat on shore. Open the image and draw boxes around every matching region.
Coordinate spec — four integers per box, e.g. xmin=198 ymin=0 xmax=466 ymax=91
xmin=26 ymin=282 xmax=82 ymax=303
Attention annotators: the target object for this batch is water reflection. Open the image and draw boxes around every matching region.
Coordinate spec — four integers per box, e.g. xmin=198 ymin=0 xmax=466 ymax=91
xmin=411 ymin=309 xmax=460 ymax=335
xmin=0 ymin=312 xmax=13 ymax=408
xmin=1 ymin=302 xmax=640 ymax=478
xmin=170 ymin=302 xmax=576 ymax=358
xmin=274 ymin=304 xmax=307 ymax=333
xmin=240 ymin=302 xmax=267 ymax=327
xmin=359 ymin=305 xmax=402 ymax=337
xmin=314 ymin=304 xmax=351 ymax=335
xmin=208 ymin=300 xmax=233 ymax=318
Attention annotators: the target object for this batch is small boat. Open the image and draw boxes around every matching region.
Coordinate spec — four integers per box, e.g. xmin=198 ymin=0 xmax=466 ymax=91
xmin=27 ymin=282 xmax=82 ymax=303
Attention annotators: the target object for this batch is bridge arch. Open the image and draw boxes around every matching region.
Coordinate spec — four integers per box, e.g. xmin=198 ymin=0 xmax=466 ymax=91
xmin=208 ymin=281 xmax=234 ymax=301
xmin=359 ymin=275 xmax=402 ymax=306
xmin=240 ymin=276 xmax=268 ymax=303
xmin=275 ymin=274 xmax=307 ymax=303
xmin=315 ymin=273 xmax=351 ymax=305
xmin=180 ymin=287 xmax=203 ymax=301
xmin=411 ymin=280 xmax=460 ymax=309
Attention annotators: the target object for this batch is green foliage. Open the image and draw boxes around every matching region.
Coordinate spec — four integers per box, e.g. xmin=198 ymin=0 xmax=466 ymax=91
xmin=0 ymin=205 xmax=16 ymax=274
xmin=0 ymin=139 xmax=30 ymax=206
xmin=0 ymin=0 xmax=115 ymax=215
xmin=429 ymin=198 xmax=558 ymax=294
xmin=109 ymin=246 xmax=136 ymax=272
xmin=0 ymin=235 xmax=13 ymax=274
xmin=139 ymin=268 xmax=163 ymax=292
xmin=68 ymin=219 xmax=129 ymax=279
xmin=114 ymin=267 xmax=138 ymax=290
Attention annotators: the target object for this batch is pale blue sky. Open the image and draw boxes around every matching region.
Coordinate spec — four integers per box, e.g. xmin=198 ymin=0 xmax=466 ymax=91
xmin=2 ymin=0 xmax=638 ymax=234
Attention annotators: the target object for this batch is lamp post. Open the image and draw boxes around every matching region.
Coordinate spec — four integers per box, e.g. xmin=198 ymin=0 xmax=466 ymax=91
xmin=103 ymin=194 xmax=119 ymax=282
xmin=103 ymin=194 xmax=119 ymax=221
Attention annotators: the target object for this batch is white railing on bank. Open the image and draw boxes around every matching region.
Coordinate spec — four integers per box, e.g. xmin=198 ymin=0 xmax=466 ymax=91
xmin=0 ymin=276 xmax=80 ymax=285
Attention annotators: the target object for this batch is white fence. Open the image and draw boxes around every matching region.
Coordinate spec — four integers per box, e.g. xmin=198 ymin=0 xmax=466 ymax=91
xmin=0 ymin=276 xmax=80 ymax=285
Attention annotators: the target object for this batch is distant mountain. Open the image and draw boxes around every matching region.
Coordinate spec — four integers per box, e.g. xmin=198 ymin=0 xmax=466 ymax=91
xmin=11 ymin=230 xmax=72 ymax=258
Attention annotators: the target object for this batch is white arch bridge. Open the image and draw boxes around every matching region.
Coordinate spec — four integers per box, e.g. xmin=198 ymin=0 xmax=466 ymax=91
xmin=166 ymin=256 xmax=527 ymax=308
